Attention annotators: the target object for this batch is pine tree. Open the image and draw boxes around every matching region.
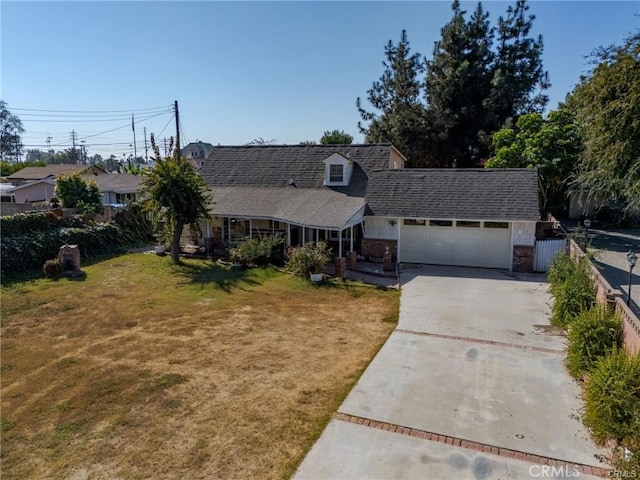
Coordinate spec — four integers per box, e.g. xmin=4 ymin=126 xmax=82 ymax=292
xmin=425 ymin=1 xmax=494 ymax=166
xmin=487 ymin=0 xmax=549 ymax=130
xmin=357 ymin=30 xmax=427 ymax=166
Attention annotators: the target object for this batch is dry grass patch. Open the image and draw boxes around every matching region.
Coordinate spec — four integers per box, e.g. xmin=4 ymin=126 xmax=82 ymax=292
xmin=1 ymin=253 xmax=398 ymax=480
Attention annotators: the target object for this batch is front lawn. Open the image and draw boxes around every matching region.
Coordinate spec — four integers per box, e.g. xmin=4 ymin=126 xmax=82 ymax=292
xmin=0 ymin=254 xmax=398 ymax=480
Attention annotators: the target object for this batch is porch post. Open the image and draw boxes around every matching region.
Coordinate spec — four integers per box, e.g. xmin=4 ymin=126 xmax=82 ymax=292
xmin=350 ymin=225 xmax=354 ymax=252
xmin=249 ymin=219 xmax=253 ymax=239
xmin=286 ymin=223 xmax=291 ymax=246
xmin=338 ymin=229 xmax=343 ymax=257
xmin=302 ymin=227 xmax=305 ymax=244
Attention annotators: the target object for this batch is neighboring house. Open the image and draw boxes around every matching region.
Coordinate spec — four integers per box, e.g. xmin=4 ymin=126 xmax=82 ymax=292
xmin=5 ymin=168 xmax=142 ymax=206
xmin=8 ymin=178 xmax=57 ymax=204
xmin=198 ymin=144 xmax=539 ymax=272
xmin=6 ymin=164 xmax=105 ymax=186
xmin=80 ymin=173 xmax=144 ymax=205
xmin=181 ymin=141 xmax=214 ymax=169
xmin=5 ymin=164 xmax=107 ymax=203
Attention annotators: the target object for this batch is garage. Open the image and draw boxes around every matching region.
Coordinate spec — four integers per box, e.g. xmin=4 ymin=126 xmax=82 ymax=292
xmin=400 ymin=219 xmax=511 ymax=269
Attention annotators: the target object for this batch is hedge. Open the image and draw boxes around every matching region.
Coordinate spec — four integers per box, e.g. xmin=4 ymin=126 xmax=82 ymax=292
xmin=0 ymin=211 xmax=87 ymax=237
xmin=1 ymin=224 xmax=123 ymax=278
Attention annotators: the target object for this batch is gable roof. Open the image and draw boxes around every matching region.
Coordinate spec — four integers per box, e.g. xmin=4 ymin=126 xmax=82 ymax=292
xmin=200 ymin=144 xmax=394 ymax=194
xmin=7 ymin=178 xmax=56 ymax=192
xmin=6 ymin=164 xmax=104 ymax=181
xmin=199 ymin=144 xmax=395 ymax=229
xmin=365 ymin=169 xmax=540 ymax=221
xmin=80 ymin=173 xmax=143 ymax=194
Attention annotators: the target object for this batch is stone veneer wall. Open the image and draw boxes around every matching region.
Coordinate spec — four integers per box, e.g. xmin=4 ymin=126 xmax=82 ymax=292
xmin=362 ymin=239 xmax=398 ymax=261
xmin=512 ymin=245 xmax=534 ymax=273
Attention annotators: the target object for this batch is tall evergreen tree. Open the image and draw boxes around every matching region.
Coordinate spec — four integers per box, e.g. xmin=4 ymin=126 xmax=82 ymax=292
xmin=357 ymin=30 xmax=427 ymax=166
xmin=487 ymin=0 xmax=549 ymax=130
xmin=425 ymin=1 xmax=494 ymax=166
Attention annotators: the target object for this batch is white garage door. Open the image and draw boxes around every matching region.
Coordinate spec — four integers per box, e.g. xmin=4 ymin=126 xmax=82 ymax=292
xmin=401 ymin=220 xmax=511 ymax=269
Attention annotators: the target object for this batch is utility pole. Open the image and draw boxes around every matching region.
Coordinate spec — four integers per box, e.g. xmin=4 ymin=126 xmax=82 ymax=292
xmin=144 ymin=127 xmax=148 ymax=162
xmin=70 ymin=130 xmax=78 ymax=163
xmin=131 ymin=114 xmax=137 ymax=160
xmin=174 ymin=100 xmax=180 ymax=160
xmin=46 ymin=136 xmax=52 ymax=153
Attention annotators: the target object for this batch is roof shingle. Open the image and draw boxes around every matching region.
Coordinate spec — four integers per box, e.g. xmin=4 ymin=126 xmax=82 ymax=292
xmin=365 ymin=168 xmax=540 ymax=221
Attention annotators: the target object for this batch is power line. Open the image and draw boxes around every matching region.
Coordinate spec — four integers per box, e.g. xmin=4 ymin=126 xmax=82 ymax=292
xmin=11 ymin=105 xmax=171 ymax=114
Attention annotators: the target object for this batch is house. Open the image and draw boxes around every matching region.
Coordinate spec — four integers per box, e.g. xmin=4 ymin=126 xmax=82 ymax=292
xmin=80 ymin=173 xmax=143 ymax=206
xmin=181 ymin=141 xmax=214 ymax=169
xmin=197 ymin=144 xmax=540 ymax=272
xmin=6 ymin=164 xmax=105 ymax=186
xmin=5 ymin=164 xmax=107 ymax=203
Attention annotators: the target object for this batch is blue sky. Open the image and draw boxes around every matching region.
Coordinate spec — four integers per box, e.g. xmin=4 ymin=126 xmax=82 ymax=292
xmin=2 ymin=1 xmax=639 ymax=159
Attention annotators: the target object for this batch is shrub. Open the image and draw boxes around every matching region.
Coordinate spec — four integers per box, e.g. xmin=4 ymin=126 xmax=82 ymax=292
xmin=550 ymin=257 xmax=596 ymax=328
xmin=547 ymin=252 xmax=575 ymax=296
xmin=285 ymin=242 xmax=332 ymax=278
xmin=584 ymin=348 xmax=640 ymax=444
xmin=565 ymin=305 xmax=622 ymax=379
xmin=42 ymin=258 xmax=63 ymax=279
xmin=229 ymin=235 xmax=284 ymax=267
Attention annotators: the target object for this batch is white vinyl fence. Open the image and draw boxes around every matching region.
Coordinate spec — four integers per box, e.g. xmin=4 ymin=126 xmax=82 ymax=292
xmin=534 ymin=239 xmax=567 ymax=273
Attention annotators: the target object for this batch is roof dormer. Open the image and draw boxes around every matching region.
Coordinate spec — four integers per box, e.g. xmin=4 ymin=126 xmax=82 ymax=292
xmin=323 ymin=152 xmax=353 ymax=187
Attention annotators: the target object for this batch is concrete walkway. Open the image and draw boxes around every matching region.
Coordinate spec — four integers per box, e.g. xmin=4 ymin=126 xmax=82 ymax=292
xmin=294 ymin=265 xmax=607 ymax=479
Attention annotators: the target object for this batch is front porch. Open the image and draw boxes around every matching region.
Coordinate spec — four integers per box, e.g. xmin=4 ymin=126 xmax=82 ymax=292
xmin=198 ymin=216 xmax=365 ymax=259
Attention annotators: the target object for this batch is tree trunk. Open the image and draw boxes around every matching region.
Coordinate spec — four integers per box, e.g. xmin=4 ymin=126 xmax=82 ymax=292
xmin=171 ymin=216 xmax=185 ymax=264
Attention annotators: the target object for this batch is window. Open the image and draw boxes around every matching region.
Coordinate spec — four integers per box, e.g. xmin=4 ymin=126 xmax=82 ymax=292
xmin=456 ymin=220 xmax=480 ymax=228
xmin=484 ymin=221 xmax=509 ymax=229
xmin=329 ymin=164 xmax=343 ymax=183
xmin=403 ymin=219 xmax=426 ymax=226
xmin=429 ymin=220 xmax=453 ymax=227
xmin=191 ymin=151 xmax=198 ymax=158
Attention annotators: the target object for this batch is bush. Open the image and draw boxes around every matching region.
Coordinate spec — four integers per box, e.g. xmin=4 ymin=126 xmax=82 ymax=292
xmin=584 ymin=348 xmax=640 ymax=444
xmin=0 ymin=211 xmax=60 ymax=237
xmin=42 ymin=258 xmax=63 ymax=279
xmin=550 ymin=257 xmax=596 ymax=328
xmin=565 ymin=305 xmax=622 ymax=379
xmin=547 ymin=252 xmax=575 ymax=296
xmin=1 ymin=224 xmax=127 ymax=279
xmin=229 ymin=235 xmax=284 ymax=267
xmin=285 ymin=242 xmax=332 ymax=278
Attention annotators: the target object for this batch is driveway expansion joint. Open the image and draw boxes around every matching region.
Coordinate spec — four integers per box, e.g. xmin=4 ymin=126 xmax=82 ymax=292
xmin=395 ymin=328 xmax=565 ymax=355
xmin=333 ymin=412 xmax=608 ymax=477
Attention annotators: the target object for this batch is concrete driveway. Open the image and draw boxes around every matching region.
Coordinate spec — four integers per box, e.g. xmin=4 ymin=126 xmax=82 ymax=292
xmin=294 ymin=265 xmax=607 ymax=479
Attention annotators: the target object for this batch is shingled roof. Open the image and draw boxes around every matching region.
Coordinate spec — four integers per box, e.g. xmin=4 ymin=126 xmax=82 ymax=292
xmin=365 ymin=169 xmax=540 ymax=221
xmin=6 ymin=164 xmax=103 ymax=181
xmin=199 ymin=144 xmax=396 ymax=228
xmin=200 ymin=143 xmax=395 ymax=194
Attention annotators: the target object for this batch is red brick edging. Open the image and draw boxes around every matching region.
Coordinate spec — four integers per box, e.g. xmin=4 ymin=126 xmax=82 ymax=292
xmin=395 ymin=328 xmax=565 ymax=355
xmin=334 ymin=412 xmax=608 ymax=477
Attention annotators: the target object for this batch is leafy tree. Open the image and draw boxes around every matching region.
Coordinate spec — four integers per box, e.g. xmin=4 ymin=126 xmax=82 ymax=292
xmin=319 ymin=130 xmax=354 ymax=145
xmin=568 ymin=32 xmax=640 ymax=214
xmin=485 ymin=109 xmax=582 ymax=214
xmin=357 ymin=30 xmax=427 ymax=166
xmin=55 ymin=173 xmax=103 ymax=214
xmin=141 ymin=134 xmax=212 ymax=264
xmin=0 ymin=101 xmax=24 ymax=161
